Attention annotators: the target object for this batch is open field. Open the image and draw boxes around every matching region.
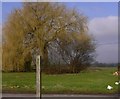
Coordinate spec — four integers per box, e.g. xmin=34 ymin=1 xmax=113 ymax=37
xmin=2 ymin=72 xmax=36 ymax=93
xmin=2 ymin=67 xmax=119 ymax=94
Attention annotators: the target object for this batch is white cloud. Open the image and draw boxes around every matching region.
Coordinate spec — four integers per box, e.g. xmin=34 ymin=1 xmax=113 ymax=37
xmin=89 ymin=16 xmax=118 ymax=63
xmin=89 ymin=16 xmax=118 ymax=43
xmin=0 ymin=24 xmax=1 ymax=43
xmin=96 ymin=44 xmax=118 ymax=63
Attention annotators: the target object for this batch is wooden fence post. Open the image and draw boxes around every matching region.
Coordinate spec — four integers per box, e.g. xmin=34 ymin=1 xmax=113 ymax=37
xmin=36 ymin=55 xmax=40 ymax=98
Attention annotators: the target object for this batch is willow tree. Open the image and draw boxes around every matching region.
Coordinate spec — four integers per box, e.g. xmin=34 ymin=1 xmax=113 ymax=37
xmin=3 ymin=2 xmax=95 ymax=72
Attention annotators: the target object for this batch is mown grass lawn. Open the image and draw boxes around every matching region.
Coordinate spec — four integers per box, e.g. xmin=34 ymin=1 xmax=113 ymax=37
xmin=2 ymin=67 xmax=119 ymax=94
xmin=2 ymin=72 xmax=36 ymax=93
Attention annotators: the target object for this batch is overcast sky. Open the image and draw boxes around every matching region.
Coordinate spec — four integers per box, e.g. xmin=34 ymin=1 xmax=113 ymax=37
xmin=1 ymin=2 xmax=118 ymax=63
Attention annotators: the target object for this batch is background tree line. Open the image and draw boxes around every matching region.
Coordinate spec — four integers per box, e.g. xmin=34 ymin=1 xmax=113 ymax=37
xmin=2 ymin=2 xmax=95 ymax=74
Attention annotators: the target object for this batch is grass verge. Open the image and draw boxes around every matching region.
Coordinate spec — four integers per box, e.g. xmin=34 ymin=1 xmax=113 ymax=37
xmin=2 ymin=67 xmax=119 ymax=94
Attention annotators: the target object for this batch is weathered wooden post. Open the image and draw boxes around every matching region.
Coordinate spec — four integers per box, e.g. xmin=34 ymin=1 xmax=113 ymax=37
xmin=36 ymin=55 xmax=40 ymax=98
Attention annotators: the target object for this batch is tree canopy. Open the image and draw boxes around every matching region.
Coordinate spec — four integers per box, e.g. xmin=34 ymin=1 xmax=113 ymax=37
xmin=3 ymin=2 xmax=95 ymax=73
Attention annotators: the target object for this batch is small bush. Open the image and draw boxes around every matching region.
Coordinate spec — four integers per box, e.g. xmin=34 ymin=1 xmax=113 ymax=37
xmin=42 ymin=64 xmax=89 ymax=74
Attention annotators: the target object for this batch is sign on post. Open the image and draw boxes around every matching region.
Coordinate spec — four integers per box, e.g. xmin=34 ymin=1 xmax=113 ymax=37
xmin=36 ymin=55 xmax=40 ymax=98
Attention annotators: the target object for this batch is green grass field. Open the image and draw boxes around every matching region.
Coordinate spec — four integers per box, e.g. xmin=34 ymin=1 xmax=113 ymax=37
xmin=2 ymin=67 xmax=119 ymax=94
xmin=2 ymin=72 xmax=36 ymax=93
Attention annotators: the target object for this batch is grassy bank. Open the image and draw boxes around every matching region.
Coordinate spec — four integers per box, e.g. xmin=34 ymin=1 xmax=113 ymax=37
xmin=2 ymin=67 xmax=119 ymax=94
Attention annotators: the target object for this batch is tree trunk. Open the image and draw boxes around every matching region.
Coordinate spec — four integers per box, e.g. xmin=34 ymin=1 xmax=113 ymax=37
xmin=42 ymin=46 xmax=49 ymax=67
